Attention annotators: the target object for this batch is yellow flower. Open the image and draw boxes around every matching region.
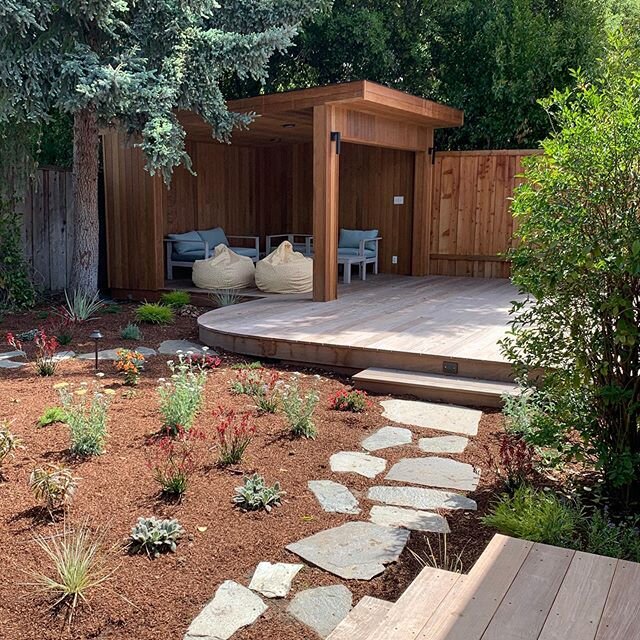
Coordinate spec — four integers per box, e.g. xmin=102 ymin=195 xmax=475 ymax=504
xmin=75 ymin=389 xmax=88 ymax=396
xmin=52 ymin=382 xmax=69 ymax=390
xmin=103 ymin=389 xmax=117 ymax=396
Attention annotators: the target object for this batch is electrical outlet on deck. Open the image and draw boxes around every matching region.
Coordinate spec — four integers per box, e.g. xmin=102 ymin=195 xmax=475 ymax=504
xmin=392 ymin=256 xmax=398 ymax=265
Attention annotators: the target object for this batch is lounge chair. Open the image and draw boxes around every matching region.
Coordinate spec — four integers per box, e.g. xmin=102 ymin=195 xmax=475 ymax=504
xmin=164 ymin=227 xmax=260 ymax=280
xmin=266 ymin=233 xmax=313 ymax=256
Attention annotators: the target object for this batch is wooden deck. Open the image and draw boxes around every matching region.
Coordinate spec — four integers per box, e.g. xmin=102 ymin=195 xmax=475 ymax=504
xmin=198 ymin=275 xmax=520 ymax=382
xmin=329 ymin=534 xmax=640 ymax=640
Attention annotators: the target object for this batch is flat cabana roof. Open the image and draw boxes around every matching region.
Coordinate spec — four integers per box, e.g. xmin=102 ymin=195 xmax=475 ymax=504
xmin=178 ymin=80 xmax=464 ymax=145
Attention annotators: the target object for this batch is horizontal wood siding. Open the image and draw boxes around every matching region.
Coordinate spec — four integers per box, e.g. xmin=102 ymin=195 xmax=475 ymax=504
xmin=429 ymin=150 xmax=538 ymax=278
xmin=18 ymin=168 xmax=74 ymax=291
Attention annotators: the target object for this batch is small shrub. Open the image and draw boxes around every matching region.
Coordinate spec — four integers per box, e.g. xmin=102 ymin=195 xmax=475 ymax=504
xmin=38 ymin=406 xmax=67 ymax=427
xmin=148 ymin=427 xmax=204 ymax=498
xmin=214 ymin=407 xmax=255 ymax=465
xmin=16 ymin=328 xmax=38 ymax=342
xmin=0 ymin=421 xmax=22 ymax=472
xmin=129 ymin=516 xmax=184 ymax=557
xmin=184 ymin=351 xmax=221 ymax=370
xmin=211 ymin=289 xmax=242 ymax=307
xmin=233 ymin=474 xmax=284 ymax=512
xmin=160 ymin=290 xmax=191 ymax=308
xmin=483 ymin=485 xmax=580 ymax=546
xmin=281 ymin=383 xmax=319 ymax=439
xmin=29 ymin=464 xmax=79 ymax=513
xmin=120 ymin=323 xmax=142 ymax=341
xmin=58 ymin=289 xmax=105 ymax=323
xmin=29 ymin=522 xmax=116 ymax=622
xmin=100 ymin=302 xmax=121 ymax=315
xmin=58 ymin=385 xmax=110 ymax=456
xmin=582 ymin=510 xmax=640 ymax=562
xmin=50 ymin=317 xmax=74 ymax=346
xmin=329 ymin=389 xmax=369 ymax=413
xmin=230 ymin=369 xmax=265 ymax=396
xmin=231 ymin=360 xmax=262 ymax=370
xmin=115 ymin=349 xmax=145 ymax=386
xmin=7 ymin=329 xmax=59 ymax=376
xmin=136 ymin=302 xmax=174 ymax=325
xmin=497 ymin=434 xmax=536 ymax=492
xmin=157 ymin=355 xmax=207 ymax=434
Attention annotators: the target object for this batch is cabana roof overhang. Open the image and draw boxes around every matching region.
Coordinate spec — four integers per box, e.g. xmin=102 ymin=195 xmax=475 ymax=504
xmin=102 ymin=81 xmax=463 ymax=302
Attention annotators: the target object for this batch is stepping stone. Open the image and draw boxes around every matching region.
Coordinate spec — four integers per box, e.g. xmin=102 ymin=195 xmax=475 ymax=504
xmin=418 ymin=435 xmax=468 ymax=454
xmin=0 ymin=350 xmax=25 ymax=361
xmin=380 ymin=399 xmax=481 ymax=436
xmin=308 ymin=480 xmax=360 ymax=514
xmin=53 ymin=351 xmax=76 ymax=362
xmin=362 ymin=426 xmax=412 ymax=452
xmin=286 ymin=521 xmax=409 ymax=580
xmin=0 ymin=359 xmax=25 ymax=369
xmin=288 ymin=585 xmax=353 ymax=639
xmin=158 ymin=340 xmax=207 ymax=355
xmin=78 ymin=349 xmax=122 ymax=361
xmin=184 ymin=580 xmax=267 ymax=640
xmin=386 ymin=457 xmax=480 ymax=491
xmin=329 ymin=451 xmax=386 ymax=479
xmin=369 ymin=505 xmax=450 ymax=534
xmin=249 ymin=561 xmax=303 ymax=598
xmin=136 ymin=346 xmax=157 ymax=357
xmin=367 ymin=486 xmax=477 ymax=511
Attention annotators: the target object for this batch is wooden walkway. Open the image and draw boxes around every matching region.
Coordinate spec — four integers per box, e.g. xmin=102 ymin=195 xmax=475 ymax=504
xmin=198 ymin=275 xmax=520 ymax=382
xmin=329 ymin=534 xmax=640 ymax=640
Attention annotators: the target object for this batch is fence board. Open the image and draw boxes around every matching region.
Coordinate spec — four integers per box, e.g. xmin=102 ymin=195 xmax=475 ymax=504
xmin=429 ymin=149 xmax=539 ymax=278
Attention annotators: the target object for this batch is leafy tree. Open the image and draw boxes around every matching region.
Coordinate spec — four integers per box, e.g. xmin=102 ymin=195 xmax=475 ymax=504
xmin=504 ymin=30 xmax=640 ymax=505
xmin=0 ymin=0 xmax=324 ymax=294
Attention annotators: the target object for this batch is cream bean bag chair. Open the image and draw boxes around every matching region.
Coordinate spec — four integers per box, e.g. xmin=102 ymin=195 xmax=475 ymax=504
xmin=255 ymin=241 xmax=313 ymax=294
xmin=192 ymin=244 xmax=255 ymax=290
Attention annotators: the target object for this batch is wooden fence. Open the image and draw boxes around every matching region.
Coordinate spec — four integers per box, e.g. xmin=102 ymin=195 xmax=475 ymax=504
xmin=18 ymin=168 xmax=75 ymax=291
xmin=429 ymin=149 xmax=539 ymax=278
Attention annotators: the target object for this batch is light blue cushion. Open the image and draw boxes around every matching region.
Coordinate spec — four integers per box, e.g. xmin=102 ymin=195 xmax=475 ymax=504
xmin=231 ymin=247 xmax=259 ymax=259
xmin=339 ymin=228 xmax=379 ymax=252
xmin=172 ymin=250 xmax=205 ymax=262
xmin=198 ymin=227 xmax=229 ymax=250
xmin=169 ymin=231 xmax=204 ymax=255
xmin=338 ymin=247 xmax=376 ymax=258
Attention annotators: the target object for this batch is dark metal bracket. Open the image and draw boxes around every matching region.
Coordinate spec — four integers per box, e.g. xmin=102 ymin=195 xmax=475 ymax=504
xmin=428 ymin=145 xmax=437 ymax=164
xmin=330 ymin=131 xmax=341 ymax=155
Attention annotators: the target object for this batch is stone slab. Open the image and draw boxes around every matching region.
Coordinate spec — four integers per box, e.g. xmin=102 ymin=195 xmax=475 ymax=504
xmin=381 ymin=399 xmax=481 ymax=436
xmin=184 ymin=580 xmax=267 ymax=640
xmin=286 ymin=521 xmax=409 ymax=580
xmin=361 ymin=426 xmax=413 ymax=452
xmin=158 ymin=340 xmax=207 ymax=355
xmin=367 ymin=486 xmax=477 ymax=511
xmin=418 ymin=435 xmax=469 ymax=454
xmin=248 ymin=561 xmax=303 ymax=598
xmin=288 ymin=585 xmax=352 ymax=638
xmin=329 ymin=451 xmax=386 ymax=479
xmin=0 ymin=359 xmax=25 ymax=369
xmin=308 ymin=480 xmax=360 ymax=514
xmin=0 ymin=350 xmax=26 ymax=361
xmin=77 ymin=349 xmax=122 ymax=361
xmin=386 ymin=457 xmax=480 ymax=491
xmin=369 ymin=505 xmax=450 ymax=534
xmin=136 ymin=347 xmax=157 ymax=357
xmin=52 ymin=351 xmax=76 ymax=362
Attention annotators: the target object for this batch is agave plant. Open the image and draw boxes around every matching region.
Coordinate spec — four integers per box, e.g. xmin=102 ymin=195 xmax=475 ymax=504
xmin=210 ymin=289 xmax=242 ymax=307
xmin=29 ymin=465 xmax=79 ymax=514
xmin=59 ymin=289 xmax=105 ymax=323
xmin=128 ymin=517 xmax=184 ymax=557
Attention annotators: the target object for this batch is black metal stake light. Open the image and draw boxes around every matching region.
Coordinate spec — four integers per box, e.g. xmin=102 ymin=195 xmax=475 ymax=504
xmin=89 ymin=330 xmax=103 ymax=370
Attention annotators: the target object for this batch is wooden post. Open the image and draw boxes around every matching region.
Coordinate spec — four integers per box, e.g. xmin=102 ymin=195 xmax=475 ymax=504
xmin=411 ymin=128 xmax=434 ymax=277
xmin=313 ymin=105 xmax=340 ymax=301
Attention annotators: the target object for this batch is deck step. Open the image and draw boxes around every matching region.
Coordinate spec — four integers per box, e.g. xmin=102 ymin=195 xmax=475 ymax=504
xmin=327 ymin=596 xmax=393 ymax=640
xmin=352 ymin=367 xmax=520 ymax=408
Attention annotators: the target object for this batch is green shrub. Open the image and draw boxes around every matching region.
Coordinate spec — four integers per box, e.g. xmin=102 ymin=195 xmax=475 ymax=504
xmin=29 ymin=464 xmax=78 ymax=513
xmin=582 ymin=510 xmax=640 ymax=562
xmin=157 ymin=355 xmax=207 ymax=434
xmin=281 ymin=383 xmax=319 ymax=439
xmin=329 ymin=389 xmax=369 ymax=412
xmin=58 ymin=385 xmax=110 ymax=456
xmin=231 ymin=360 xmax=262 ymax=370
xmin=232 ymin=474 xmax=284 ymax=512
xmin=160 ymin=290 xmax=191 ymax=308
xmin=482 ymin=486 xmax=580 ymax=546
xmin=129 ymin=517 xmax=184 ymax=557
xmin=0 ymin=420 xmax=21 ymax=470
xmin=120 ymin=322 xmax=142 ymax=341
xmin=38 ymin=406 xmax=67 ymax=427
xmin=135 ymin=302 xmax=174 ymax=325
xmin=100 ymin=302 xmax=122 ymax=315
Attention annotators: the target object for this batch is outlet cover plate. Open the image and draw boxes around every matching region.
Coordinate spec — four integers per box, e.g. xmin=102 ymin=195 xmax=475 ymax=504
xmin=443 ymin=361 xmax=459 ymax=375
xmin=393 ymin=195 xmax=404 ymax=205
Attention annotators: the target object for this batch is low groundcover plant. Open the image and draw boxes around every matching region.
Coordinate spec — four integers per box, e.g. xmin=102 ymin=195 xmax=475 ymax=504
xmin=232 ymin=474 xmax=284 ymax=512
xmin=129 ymin=517 xmax=184 ymax=558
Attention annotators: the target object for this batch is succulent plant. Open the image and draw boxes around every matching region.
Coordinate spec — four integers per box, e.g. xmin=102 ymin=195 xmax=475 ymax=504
xmin=29 ymin=464 xmax=78 ymax=513
xmin=232 ymin=474 xmax=284 ymax=513
xmin=129 ymin=516 xmax=184 ymax=557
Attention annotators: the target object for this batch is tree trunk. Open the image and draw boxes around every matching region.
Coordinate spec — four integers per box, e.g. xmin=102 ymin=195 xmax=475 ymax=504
xmin=70 ymin=107 xmax=100 ymax=295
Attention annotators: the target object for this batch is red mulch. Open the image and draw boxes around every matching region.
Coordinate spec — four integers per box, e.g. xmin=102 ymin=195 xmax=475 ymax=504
xmin=0 ymin=302 xmax=507 ymax=640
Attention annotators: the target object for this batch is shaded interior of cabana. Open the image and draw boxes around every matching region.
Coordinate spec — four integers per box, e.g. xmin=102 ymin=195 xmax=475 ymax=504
xmin=102 ymin=81 xmax=463 ymax=301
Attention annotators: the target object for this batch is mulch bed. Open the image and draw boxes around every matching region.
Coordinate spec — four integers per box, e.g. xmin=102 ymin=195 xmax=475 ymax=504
xmin=0 ymin=301 xmax=508 ymax=640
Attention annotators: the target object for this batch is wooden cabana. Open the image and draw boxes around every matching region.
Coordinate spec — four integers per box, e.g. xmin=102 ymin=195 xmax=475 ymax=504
xmin=102 ymin=81 xmax=463 ymax=301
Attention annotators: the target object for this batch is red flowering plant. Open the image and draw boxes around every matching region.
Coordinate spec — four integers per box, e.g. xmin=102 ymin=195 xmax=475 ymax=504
xmin=213 ymin=407 xmax=256 ymax=466
xmin=329 ymin=389 xmax=370 ymax=413
xmin=7 ymin=329 xmax=59 ymax=376
xmin=498 ymin=433 xmax=536 ymax=493
xmin=148 ymin=426 xmax=205 ymax=498
xmin=184 ymin=352 xmax=222 ymax=370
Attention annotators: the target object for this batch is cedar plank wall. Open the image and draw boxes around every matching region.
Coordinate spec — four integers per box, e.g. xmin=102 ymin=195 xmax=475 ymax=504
xmin=429 ymin=149 xmax=538 ymax=278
